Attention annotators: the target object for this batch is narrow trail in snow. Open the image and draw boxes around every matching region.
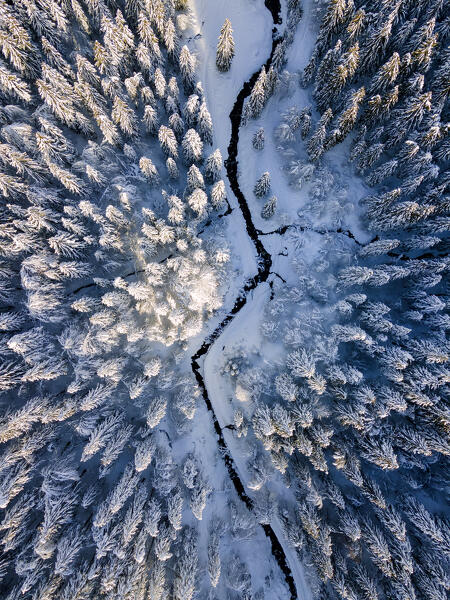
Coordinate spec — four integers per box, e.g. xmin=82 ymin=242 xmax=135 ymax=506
xmin=191 ymin=1 xmax=298 ymax=599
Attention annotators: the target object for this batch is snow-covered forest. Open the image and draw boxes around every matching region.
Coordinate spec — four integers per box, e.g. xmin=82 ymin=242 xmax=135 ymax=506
xmin=0 ymin=0 xmax=448 ymax=599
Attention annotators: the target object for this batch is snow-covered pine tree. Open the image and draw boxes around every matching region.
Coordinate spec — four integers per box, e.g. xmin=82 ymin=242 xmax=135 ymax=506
xmin=182 ymin=128 xmax=203 ymax=163
xmin=197 ymin=100 xmax=213 ymax=145
xmin=216 ymin=19 xmax=234 ymax=72
xmin=253 ymin=172 xmax=271 ymax=198
xmin=159 ymin=125 xmax=179 ymax=158
xmin=186 ymin=164 xmax=205 ymax=193
xmin=207 ymin=531 xmax=221 ymax=587
xmin=188 ymin=188 xmax=208 ymax=217
xmin=166 ymin=156 xmax=179 ymax=178
xmin=179 ymin=45 xmax=196 ymax=92
xmin=261 ymin=195 xmax=277 ymax=219
xmin=204 ymin=149 xmax=222 ymax=183
xmin=248 ymin=67 xmax=267 ymax=119
xmin=252 ymin=127 xmax=265 ymax=150
xmin=211 ymin=179 xmax=226 ymax=208
xmin=307 ymin=108 xmax=333 ymax=162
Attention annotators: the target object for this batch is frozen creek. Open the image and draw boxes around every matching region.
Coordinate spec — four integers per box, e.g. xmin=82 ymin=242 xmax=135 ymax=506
xmin=191 ymin=1 xmax=302 ymax=599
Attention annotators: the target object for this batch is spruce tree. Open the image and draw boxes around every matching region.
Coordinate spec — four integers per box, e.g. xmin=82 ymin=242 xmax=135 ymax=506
xmin=188 ymin=188 xmax=208 ymax=217
xmin=261 ymin=196 xmax=277 ymax=219
xmin=252 ymin=128 xmax=265 ymax=150
xmin=197 ymin=100 xmax=213 ymax=145
xmin=159 ymin=125 xmax=179 ymax=158
xmin=182 ymin=128 xmax=203 ymax=164
xmin=186 ymin=164 xmax=204 ymax=193
xmin=204 ymin=149 xmax=222 ymax=183
xmin=307 ymin=108 xmax=333 ymax=162
xmin=211 ymin=180 xmax=226 ymax=208
xmin=248 ymin=67 xmax=267 ymax=119
xmin=166 ymin=157 xmax=179 ymax=178
xmin=179 ymin=45 xmax=196 ymax=92
xmin=253 ymin=172 xmax=271 ymax=198
xmin=216 ymin=19 xmax=234 ymax=72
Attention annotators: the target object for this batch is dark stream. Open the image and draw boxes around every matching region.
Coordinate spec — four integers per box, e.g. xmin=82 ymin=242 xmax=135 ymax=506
xmin=191 ymin=1 xmax=298 ymax=599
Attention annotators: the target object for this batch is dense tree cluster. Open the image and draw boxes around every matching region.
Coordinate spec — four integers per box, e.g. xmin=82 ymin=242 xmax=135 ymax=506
xmin=0 ymin=0 xmax=239 ymax=597
xmin=237 ymin=223 xmax=449 ymax=599
xmin=0 ymin=0 xmax=448 ymax=598
xmin=237 ymin=1 xmax=449 ymax=599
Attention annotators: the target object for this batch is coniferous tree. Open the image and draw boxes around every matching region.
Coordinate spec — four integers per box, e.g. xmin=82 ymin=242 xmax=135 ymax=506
xmin=169 ymin=112 xmax=184 ymax=139
xmin=168 ymin=489 xmax=183 ymax=531
xmin=261 ymin=196 xmax=277 ymax=219
xmin=216 ymin=19 xmax=234 ymax=72
xmin=248 ymin=67 xmax=267 ymax=119
xmin=204 ymin=149 xmax=222 ymax=183
xmin=252 ymin=127 xmax=265 ymax=150
xmin=159 ymin=125 xmax=178 ymax=158
xmin=208 ymin=531 xmax=221 ymax=587
xmin=307 ymin=108 xmax=333 ymax=162
xmin=184 ymin=94 xmax=199 ymax=127
xmin=173 ymin=529 xmax=198 ymax=600
xmin=139 ymin=156 xmax=160 ymax=184
xmin=179 ymin=46 xmax=196 ymax=92
xmin=253 ymin=172 xmax=271 ymax=198
xmin=211 ymin=179 xmax=226 ymax=208
xmin=143 ymin=104 xmax=159 ymax=134
xmin=197 ymin=100 xmax=213 ymax=145
xmin=166 ymin=156 xmax=179 ymax=178
xmin=182 ymin=128 xmax=203 ymax=163
xmin=188 ymin=188 xmax=208 ymax=217
xmin=186 ymin=164 xmax=205 ymax=193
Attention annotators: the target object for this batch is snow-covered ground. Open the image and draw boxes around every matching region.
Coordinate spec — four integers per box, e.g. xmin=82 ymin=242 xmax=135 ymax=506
xmin=237 ymin=0 xmax=370 ymax=247
xmin=180 ymin=1 xmax=333 ymax=597
xmin=183 ymin=0 xmax=274 ymax=281
xmin=189 ymin=0 xmax=273 ymax=140
xmin=203 ymin=282 xmax=314 ymax=600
